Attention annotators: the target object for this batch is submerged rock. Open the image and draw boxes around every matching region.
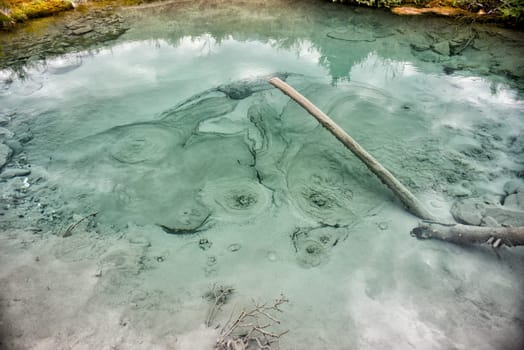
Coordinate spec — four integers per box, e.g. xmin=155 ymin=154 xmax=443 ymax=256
xmin=451 ymin=197 xmax=524 ymax=227
xmin=504 ymin=191 xmax=524 ymax=211
xmin=0 ymin=143 xmax=13 ymax=169
xmin=218 ymin=82 xmax=253 ymax=100
xmin=0 ymin=127 xmax=14 ymax=141
xmin=432 ymin=41 xmax=450 ymax=56
xmin=0 ymin=168 xmax=30 ymax=179
xmin=451 ymin=199 xmax=485 ymax=226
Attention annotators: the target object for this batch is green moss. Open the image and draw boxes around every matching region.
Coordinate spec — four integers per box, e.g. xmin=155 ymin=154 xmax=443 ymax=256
xmin=1 ymin=0 xmax=73 ymax=27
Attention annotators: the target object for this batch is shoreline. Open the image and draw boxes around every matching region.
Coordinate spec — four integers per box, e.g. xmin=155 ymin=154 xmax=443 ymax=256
xmin=1 ymin=0 xmax=522 ymax=31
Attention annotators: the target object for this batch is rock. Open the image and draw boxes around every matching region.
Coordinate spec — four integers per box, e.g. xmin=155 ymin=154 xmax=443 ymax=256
xmin=409 ymin=34 xmax=432 ymax=51
xmin=378 ymin=222 xmax=388 ymax=230
xmin=17 ymin=131 xmax=33 ymax=144
xmin=218 ymin=83 xmax=253 ymax=100
xmin=0 ymin=168 xmax=31 ymax=179
xmin=503 ymin=180 xmax=522 ymax=195
xmin=449 ymin=185 xmax=472 ymax=197
xmin=0 ymin=127 xmax=14 ymax=140
xmin=433 ymin=41 xmax=450 ymax=56
xmin=503 ymin=191 xmax=524 ymax=211
xmin=414 ymin=50 xmax=442 ymax=63
xmin=199 ymin=238 xmax=212 ymax=251
xmin=3 ymin=139 xmax=22 ymax=154
xmin=0 ymin=143 xmax=13 ymax=169
xmin=480 ymin=216 xmax=499 ymax=227
xmin=451 ymin=200 xmax=484 ymax=226
xmin=0 ymin=115 xmax=9 ymax=126
xmin=484 ymin=208 xmax=524 ymax=227
xmin=72 ymin=25 xmax=93 ymax=36
xmin=228 ymin=243 xmax=241 ymax=252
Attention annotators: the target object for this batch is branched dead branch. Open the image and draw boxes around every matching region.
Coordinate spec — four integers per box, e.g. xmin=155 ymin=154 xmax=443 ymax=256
xmin=215 ymin=294 xmax=289 ymax=350
xmin=205 ymin=284 xmax=235 ymax=327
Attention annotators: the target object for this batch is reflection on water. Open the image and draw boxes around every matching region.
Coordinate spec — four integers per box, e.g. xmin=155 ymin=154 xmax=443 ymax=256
xmin=1 ymin=1 xmax=524 ymax=349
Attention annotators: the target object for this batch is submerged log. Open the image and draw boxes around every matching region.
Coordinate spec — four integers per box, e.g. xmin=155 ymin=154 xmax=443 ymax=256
xmin=269 ymin=77 xmax=524 ymax=247
xmin=411 ymin=222 xmax=524 ymax=247
xmin=268 ymin=77 xmax=437 ymax=221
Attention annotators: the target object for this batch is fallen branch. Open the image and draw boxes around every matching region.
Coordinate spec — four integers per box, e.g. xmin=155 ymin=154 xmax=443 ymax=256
xmin=411 ymin=222 xmax=524 ymax=247
xmin=269 ymin=77 xmax=436 ymax=221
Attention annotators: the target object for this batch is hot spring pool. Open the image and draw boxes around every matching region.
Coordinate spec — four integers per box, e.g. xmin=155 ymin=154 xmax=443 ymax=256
xmin=1 ymin=1 xmax=523 ymax=349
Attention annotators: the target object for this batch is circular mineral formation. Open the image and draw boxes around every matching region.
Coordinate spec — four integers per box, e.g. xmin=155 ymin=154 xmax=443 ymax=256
xmin=296 ymin=239 xmax=328 ymax=268
xmin=109 ymin=124 xmax=177 ymax=164
xmin=200 ymin=178 xmax=272 ymax=221
xmin=287 ymin=145 xmax=356 ymax=225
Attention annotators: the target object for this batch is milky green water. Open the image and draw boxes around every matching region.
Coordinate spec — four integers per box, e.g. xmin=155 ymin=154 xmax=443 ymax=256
xmin=1 ymin=1 xmax=524 ymax=349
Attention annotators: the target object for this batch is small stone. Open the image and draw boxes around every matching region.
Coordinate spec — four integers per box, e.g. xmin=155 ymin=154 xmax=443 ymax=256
xmin=415 ymin=50 xmax=442 ymax=63
xmin=503 ymin=180 xmax=522 ymax=195
xmin=206 ymin=256 xmax=217 ymax=266
xmin=0 ymin=127 xmax=14 ymax=140
xmin=449 ymin=185 xmax=472 ymax=197
xmin=17 ymin=131 xmax=33 ymax=144
xmin=480 ymin=216 xmax=499 ymax=227
xmin=267 ymin=251 xmax=277 ymax=262
xmin=484 ymin=208 xmax=524 ymax=227
xmin=72 ymin=25 xmax=93 ymax=35
xmin=433 ymin=41 xmax=450 ymax=56
xmin=228 ymin=243 xmax=241 ymax=252
xmin=4 ymin=139 xmax=22 ymax=154
xmin=451 ymin=200 xmax=484 ymax=226
xmin=378 ymin=222 xmax=388 ymax=230
xmin=0 ymin=143 xmax=13 ymax=169
xmin=0 ymin=168 xmax=31 ymax=179
xmin=430 ymin=200 xmax=443 ymax=208
xmin=199 ymin=238 xmax=212 ymax=251
xmin=95 ymin=270 xmax=102 ymax=277
xmin=409 ymin=34 xmax=431 ymax=51
xmin=0 ymin=116 xmax=9 ymax=126
xmin=503 ymin=191 xmax=524 ymax=211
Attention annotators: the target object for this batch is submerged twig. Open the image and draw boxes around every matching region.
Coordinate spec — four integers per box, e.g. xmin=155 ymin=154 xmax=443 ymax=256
xmin=205 ymin=284 xmax=235 ymax=328
xmin=215 ymin=295 xmax=289 ymax=350
xmin=62 ymin=212 xmax=98 ymax=238
xmin=157 ymin=214 xmax=211 ymax=235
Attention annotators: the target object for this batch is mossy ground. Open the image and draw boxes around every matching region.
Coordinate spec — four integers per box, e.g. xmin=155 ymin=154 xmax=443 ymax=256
xmin=1 ymin=0 xmax=74 ymax=25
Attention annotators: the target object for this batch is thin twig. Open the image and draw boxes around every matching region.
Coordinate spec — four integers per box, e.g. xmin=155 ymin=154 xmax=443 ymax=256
xmin=215 ymin=294 xmax=289 ymax=350
xmin=62 ymin=212 xmax=98 ymax=238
